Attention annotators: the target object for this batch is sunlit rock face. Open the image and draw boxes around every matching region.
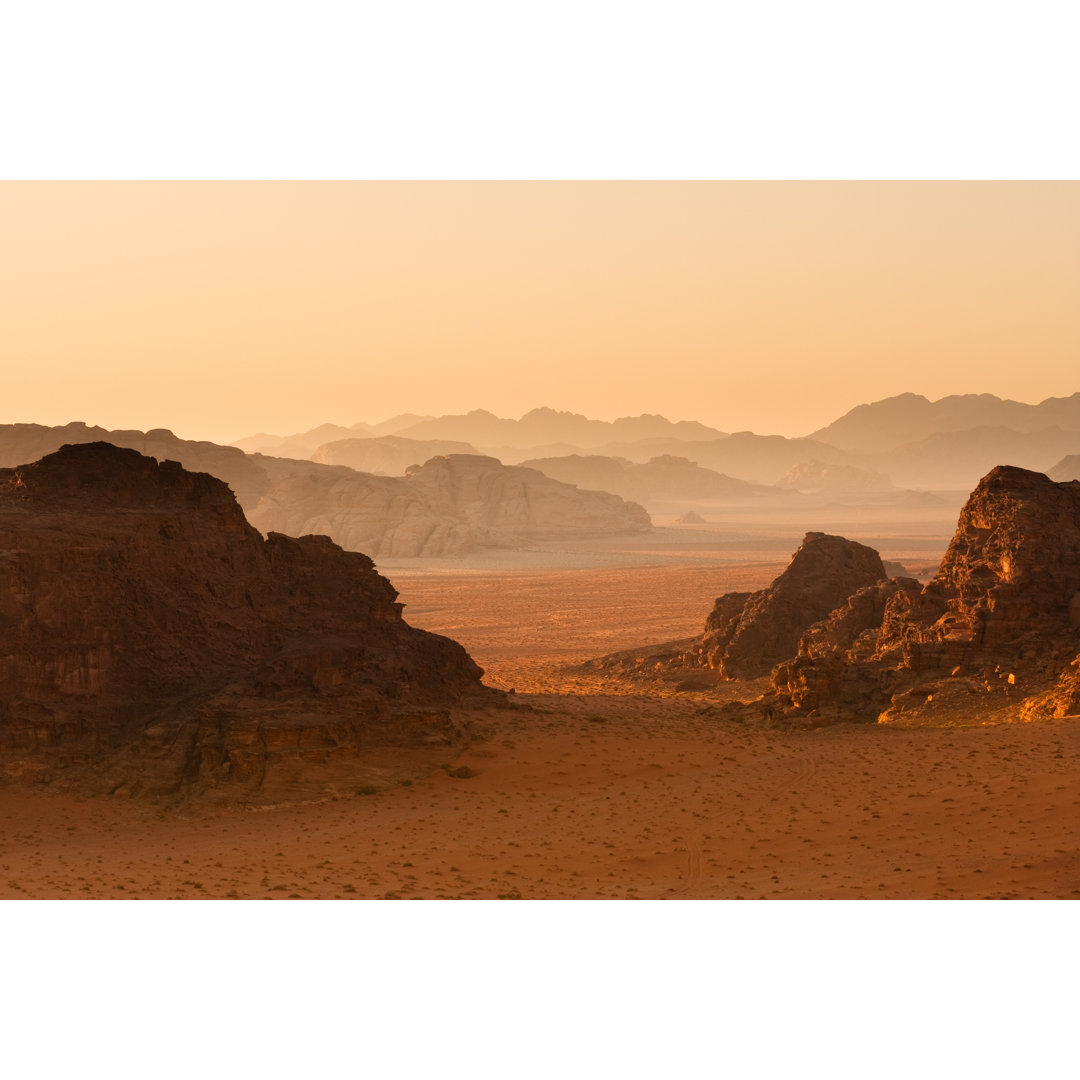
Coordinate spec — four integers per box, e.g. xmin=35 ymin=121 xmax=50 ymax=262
xmin=584 ymin=466 xmax=1080 ymax=724
xmin=0 ymin=443 xmax=496 ymax=800
xmin=773 ymin=467 xmax=1080 ymax=721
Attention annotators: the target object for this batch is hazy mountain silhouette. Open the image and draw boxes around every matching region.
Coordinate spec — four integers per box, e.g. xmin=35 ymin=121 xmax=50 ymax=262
xmin=519 ymin=453 xmax=786 ymax=510
xmin=312 ymin=435 xmax=481 ymax=475
xmin=868 ymin=426 xmax=1080 ymax=489
xmin=579 ymin=433 xmax=853 ymax=485
xmin=810 ymin=392 xmax=1080 ymax=453
xmin=0 ymin=424 xmax=650 ymax=557
xmin=367 ymin=413 xmax=437 ymax=435
xmin=1047 ymin=454 xmax=1080 ymax=482
xmin=236 ymin=422 xmax=376 ymax=458
xmin=390 ymin=407 xmax=726 ymax=449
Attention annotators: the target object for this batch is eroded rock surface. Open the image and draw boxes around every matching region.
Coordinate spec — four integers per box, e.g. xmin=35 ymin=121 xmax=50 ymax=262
xmin=0 ymin=443 xmax=498 ymax=801
xmin=773 ymin=466 xmax=1080 ymax=722
xmin=585 ymin=467 xmax=1080 ymax=725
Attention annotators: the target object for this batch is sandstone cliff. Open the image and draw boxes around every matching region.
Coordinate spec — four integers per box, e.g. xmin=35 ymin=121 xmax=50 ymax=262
xmin=0 ymin=443 xmax=497 ymax=802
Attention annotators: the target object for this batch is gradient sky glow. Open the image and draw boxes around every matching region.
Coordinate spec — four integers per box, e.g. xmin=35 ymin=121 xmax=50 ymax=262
xmin=2 ymin=180 xmax=1077 ymax=444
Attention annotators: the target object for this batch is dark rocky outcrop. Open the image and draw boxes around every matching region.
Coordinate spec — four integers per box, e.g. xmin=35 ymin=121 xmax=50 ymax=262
xmin=585 ymin=465 xmax=1080 ymax=725
xmin=581 ymin=532 xmax=888 ymax=683
xmin=0 ymin=443 xmax=498 ymax=801
xmin=773 ymin=466 xmax=1080 ymax=722
xmin=694 ymin=533 xmax=886 ymax=678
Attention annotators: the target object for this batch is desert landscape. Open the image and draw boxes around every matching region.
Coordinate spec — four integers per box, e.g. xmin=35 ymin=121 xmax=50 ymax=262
xmin=8 ymin=28 xmax=1080 ymax=1080
xmin=3 ymin=553 xmax=1079 ymax=901
xmin=3 ymin=180 xmax=1079 ymax=905
xmin=2 ymin=433 xmax=1079 ymax=900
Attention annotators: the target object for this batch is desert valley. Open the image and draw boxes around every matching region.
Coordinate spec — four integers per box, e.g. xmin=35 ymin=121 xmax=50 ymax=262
xmin=2 ymin=393 xmax=1080 ymax=900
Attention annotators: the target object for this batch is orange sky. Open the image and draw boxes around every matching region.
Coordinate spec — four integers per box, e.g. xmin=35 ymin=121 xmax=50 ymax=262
xmin=2 ymin=180 xmax=1077 ymax=443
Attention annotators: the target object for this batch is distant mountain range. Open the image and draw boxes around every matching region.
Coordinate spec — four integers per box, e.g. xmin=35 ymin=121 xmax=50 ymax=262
xmin=237 ymin=408 xmax=725 ymax=456
xmin=232 ymin=395 xmax=1080 ymax=492
xmin=810 ymin=392 xmax=1080 ymax=453
xmin=517 ymin=454 xmax=788 ymax=509
xmin=0 ymin=424 xmax=649 ymax=557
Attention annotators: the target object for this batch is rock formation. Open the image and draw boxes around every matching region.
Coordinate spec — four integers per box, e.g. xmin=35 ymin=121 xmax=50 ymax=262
xmin=692 ymin=533 xmax=887 ymax=678
xmin=582 ymin=532 xmax=888 ymax=683
xmin=0 ymin=424 xmax=651 ymax=557
xmin=585 ymin=465 xmax=1080 ymax=724
xmin=772 ymin=466 xmax=1080 ymax=722
xmin=0 ymin=443 xmax=497 ymax=801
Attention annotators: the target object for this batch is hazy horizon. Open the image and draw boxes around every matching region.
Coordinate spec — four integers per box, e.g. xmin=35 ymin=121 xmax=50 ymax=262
xmin=3 ymin=180 xmax=1078 ymax=446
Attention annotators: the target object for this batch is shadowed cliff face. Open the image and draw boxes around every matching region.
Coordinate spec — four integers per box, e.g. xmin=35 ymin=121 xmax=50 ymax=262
xmin=0 ymin=443 xmax=497 ymax=801
xmin=699 ymin=533 xmax=886 ymax=678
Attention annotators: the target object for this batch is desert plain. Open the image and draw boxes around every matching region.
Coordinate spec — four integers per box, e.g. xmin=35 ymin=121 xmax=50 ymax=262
xmin=3 ymin=525 xmax=1078 ymax=901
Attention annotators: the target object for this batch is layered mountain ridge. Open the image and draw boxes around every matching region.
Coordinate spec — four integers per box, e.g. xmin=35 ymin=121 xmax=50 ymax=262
xmin=0 ymin=424 xmax=650 ymax=558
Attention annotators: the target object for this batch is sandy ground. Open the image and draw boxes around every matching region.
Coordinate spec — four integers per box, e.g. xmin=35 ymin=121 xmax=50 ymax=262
xmin=3 ymin=556 xmax=1079 ymax=901
xmin=2 ymin=696 xmax=1078 ymax=900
